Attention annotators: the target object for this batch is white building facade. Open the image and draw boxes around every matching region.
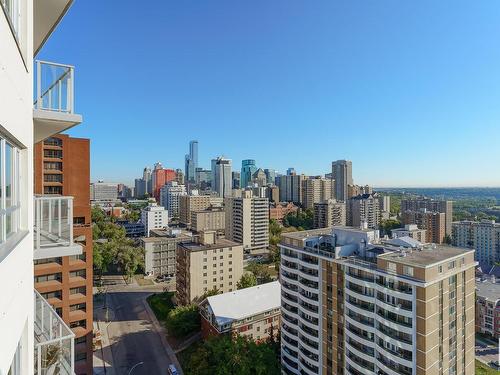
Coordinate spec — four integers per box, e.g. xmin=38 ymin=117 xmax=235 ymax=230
xmin=160 ymin=181 xmax=187 ymax=219
xmin=1 ymin=0 xmax=83 ymax=373
xmin=141 ymin=202 xmax=168 ymax=236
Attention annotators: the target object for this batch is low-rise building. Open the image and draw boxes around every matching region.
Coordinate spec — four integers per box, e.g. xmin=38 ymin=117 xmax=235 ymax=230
xmin=140 ymin=202 xmax=168 ymax=236
xmin=176 ymin=231 xmax=244 ymax=305
xmin=141 ymin=229 xmax=192 ymax=277
xmin=269 ymin=202 xmax=299 ymax=223
xmin=391 ymin=223 xmax=427 ymax=243
xmin=475 ymin=277 xmax=500 ymax=339
xmin=199 ymin=281 xmax=281 ymax=342
xmin=90 ymin=181 xmax=119 ymax=202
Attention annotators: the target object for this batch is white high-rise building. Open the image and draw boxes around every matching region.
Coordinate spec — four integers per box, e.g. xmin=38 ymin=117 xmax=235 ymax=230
xmin=160 ymin=181 xmax=187 ymax=219
xmin=141 ymin=202 xmax=169 ymax=236
xmin=1 ymin=1 xmax=83 ymax=373
xmin=452 ymin=220 xmax=500 ymax=265
xmin=90 ymin=181 xmax=119 ymax=201
xmin=211 ymin=156 xmax=232 ymax=198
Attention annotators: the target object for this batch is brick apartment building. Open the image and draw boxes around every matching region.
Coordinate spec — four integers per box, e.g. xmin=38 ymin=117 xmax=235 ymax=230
xmin=34 ymin=135 xmax=93 ymax=374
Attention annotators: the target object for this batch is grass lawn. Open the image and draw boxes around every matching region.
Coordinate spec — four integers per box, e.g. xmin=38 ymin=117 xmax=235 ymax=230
xmin=476 ymin=360 xmax=499 ymax=375
xmin=146 ymin=292 xmax=175 ymax=322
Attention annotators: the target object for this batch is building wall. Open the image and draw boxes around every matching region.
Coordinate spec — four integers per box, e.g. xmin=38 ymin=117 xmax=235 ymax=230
xmin=301 ymin=177 xmax=333 ymax=210
xmin=34 ymin=135 xmax=93 ymax=374
xmin=191 ymin=210 xmax=225 ymax=233
xmin=0 ymin=1 xmax=35 ymax=371
xmin=176 ymin=240 xmax=244 ymax=305
xmin=313 ymin=200 xmax=346 ymax=229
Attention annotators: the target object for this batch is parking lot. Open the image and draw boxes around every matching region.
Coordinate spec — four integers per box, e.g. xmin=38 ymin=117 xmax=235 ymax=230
xmin=476 ymin=335 xmax=499 ymax=368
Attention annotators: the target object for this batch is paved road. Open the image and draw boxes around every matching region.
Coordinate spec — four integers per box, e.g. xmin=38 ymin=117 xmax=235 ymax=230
xmin=97 ymin=276 xmax=177 ymax=375
xmin=475 ymin=336 xmax=499 ymax=366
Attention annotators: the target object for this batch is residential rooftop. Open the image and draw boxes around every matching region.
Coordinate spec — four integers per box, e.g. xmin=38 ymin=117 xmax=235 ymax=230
xmin=178 ymin=237 xmax=242 ymax=252
xmin=378 ymin=244 xmax=474 ymax=267
xmin=476 ymin=278 xmax=500 ymax=302
xmin=205 ymin=281 xmax=281 ymax=326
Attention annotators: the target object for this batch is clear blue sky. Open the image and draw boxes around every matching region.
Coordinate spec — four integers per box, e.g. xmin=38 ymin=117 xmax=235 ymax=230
xmin=38 ymin=0 xmax=500 ymax=187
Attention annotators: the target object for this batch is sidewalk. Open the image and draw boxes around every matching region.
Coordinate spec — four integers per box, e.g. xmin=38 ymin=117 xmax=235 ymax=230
xmin=93 ymin=299 xmax=116 ymax=375
xmin=142 ymin=294 xmax=184 ymax=374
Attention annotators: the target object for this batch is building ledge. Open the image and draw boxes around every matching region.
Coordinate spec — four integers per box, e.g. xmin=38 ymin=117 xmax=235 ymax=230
xmin=33 ymin=108 xmax=82 ymax=143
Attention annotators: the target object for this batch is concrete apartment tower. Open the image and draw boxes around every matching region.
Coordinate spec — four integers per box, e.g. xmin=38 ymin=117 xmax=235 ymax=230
xmin=211 ymin=156 xmax=232 ymax=198
xmin=452 ymin=219 xmax=500 ymax=265
xmin=0 ymin=1 xmax=86 ymax=373
xmin=34 ymin=135 xmax=93 ymax=374
xmin=301 ymin=177 xmax=333 ymax=210
xmin=313 ymin=199 xmax=346 ymax=228
xmin=280 ymin=227 xmax=476 ymax=375
xmin=332 ymin=160 xmax=353 ymax=202
xmin=159 ymin=181 xmax=187 ymax=219
xmin=225 ymin=190 xmax=269 ymax=254
xmin=176 ymin=231 xmax=244 ymax=305
xmin=348 ymin=193 xmax=382 ymax=230
xmin=401 ymin=198 xmax=453 ymax=236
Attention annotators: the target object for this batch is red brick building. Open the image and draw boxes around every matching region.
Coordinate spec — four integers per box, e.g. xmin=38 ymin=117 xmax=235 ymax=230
xmin=152 ymin=167 xmax=176 ymax=201
xmin=269 ymin=202 xmax=299 ymax=222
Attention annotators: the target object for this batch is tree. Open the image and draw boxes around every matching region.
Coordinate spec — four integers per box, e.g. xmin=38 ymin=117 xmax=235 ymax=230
xmin=283 ymin=209 xmax=313 ymax=230
xmin=246 ymin=262 xmax=272 ymax=284
xmin=166 ymin=304 xmax=201 ymax=337
xmin=443 ymin=234 xmax=452 ymax=245
xmin=379 ymin=219 xmax=402 ymax=236
xmin=237 ymin=273 xmax=257 ymax=290
xmin=200 ymin=286 xmax=221 ymax=301
xmin=182 ymin=335 xmax=280 ymax=375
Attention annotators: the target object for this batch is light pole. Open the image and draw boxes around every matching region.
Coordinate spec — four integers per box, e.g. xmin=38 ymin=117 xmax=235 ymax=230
xmin=128 ymin=361 xmax=144 ymax=375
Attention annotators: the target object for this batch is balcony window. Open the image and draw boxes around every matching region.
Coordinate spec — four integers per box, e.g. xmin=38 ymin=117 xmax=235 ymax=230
xmin=1 ymin=0 xmax=20 ymax=39
xmin=0 ymin=138 xmax=21 ymax=243
xmin=44 ymin=174 xmax=63 ymax=183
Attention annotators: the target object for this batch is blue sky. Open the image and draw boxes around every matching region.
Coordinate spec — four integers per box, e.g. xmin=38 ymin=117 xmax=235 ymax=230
xmin=39 ymin=0 xmax=500 ymax=187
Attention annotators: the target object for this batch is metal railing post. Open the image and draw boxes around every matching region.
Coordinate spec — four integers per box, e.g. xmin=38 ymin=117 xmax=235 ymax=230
xmin=69 ymin=198 xmax=73 ymax=244
xmin=36 ymin=61 xmax=41 ymax=109
xmin=58 ymin=198 xmax=62 ymax=238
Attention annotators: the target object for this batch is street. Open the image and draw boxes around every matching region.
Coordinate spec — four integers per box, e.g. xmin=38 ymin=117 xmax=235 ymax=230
xmin=94 ymin=276 xmax=179 ymax=375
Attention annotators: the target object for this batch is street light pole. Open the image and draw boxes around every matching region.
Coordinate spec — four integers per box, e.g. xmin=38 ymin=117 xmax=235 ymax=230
xmin=128 ymin=361 xmax=144 ymax=375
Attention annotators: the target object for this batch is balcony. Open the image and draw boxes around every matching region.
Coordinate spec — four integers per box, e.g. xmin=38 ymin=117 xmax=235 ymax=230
xmin=34 ymin=195 xmax=82 ymax=259
xmin=34 ymin=61 xmax=83 ymax=143
xmin=34 ymin=290 xmax=74 ymax=375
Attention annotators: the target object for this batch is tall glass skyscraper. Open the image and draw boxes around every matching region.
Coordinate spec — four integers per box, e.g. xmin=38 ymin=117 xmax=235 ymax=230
xmin=185 ymin=140 xmax=198 ymax=183
xmin=241 ymin=159 xmax=257 ymax=188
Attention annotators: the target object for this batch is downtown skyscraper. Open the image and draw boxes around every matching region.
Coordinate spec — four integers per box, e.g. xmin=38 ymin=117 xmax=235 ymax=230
xmin=185 ymin=140 xmax=199 ymax=183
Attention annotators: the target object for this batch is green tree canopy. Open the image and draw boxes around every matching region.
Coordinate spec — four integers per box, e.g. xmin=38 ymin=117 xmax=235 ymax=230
xmin=166 ymin=304 xmax=201 ymax=338
xmin=237 ymin=273 xmax=257 ymax=290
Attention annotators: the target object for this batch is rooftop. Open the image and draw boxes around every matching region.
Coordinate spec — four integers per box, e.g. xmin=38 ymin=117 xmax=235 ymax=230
xmin=206 ymin=281 xmax=281 ymax=326
xmin=280 ymin=228 xmax=332 ymax=240
xmin=378 ymin=244 xmax=474 ymax=267
xmin=476 ymin=278 xmax=500 ymax=302
xmin=178 ymin=237 xmax=242 ymax=252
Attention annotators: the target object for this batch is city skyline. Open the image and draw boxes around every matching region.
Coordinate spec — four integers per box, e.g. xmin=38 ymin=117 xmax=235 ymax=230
xmin=38 ymin=1 xmax=500 ymax=187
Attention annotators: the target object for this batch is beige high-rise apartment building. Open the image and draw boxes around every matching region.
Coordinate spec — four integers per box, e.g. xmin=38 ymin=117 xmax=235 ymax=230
xmin=313 ymin=199 xmax=346 ymax=228
xmin=279 ymin=227 xmax=476 ymax=375
xmin=176 ymin=231 xmax=243 ymax=305
xmin=452 ymin=220 xmax=500 ymax=265
xmin=179 ymin=194 xmax=223 ymax=225
xmin=347 ymin=193 xmax=381 ymax=229
xmin=225 ymin=190 xmax=269 ymax=254
xmin=191 ymin=208 xmax=225 ymax=234
xmin=278 ymin=173 xmax=306 ymax=204
xmin=301 ymin=177 xmax=333 ymax=209
xmin=401 ymin=198 xmax=453 ymax=236
xmin=403 ymin=210 xmax=446 ymax=244
xmin=332 ymin=160 xmax=353 ymax=202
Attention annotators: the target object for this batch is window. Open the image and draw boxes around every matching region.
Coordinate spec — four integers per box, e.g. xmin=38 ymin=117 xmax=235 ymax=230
xmin=75 ymin=352 xmax=87 ymax=361
xmin=1 ymin=0 xmax=20 ymax=39
xmin=43 ymin=149 xmax=63 ymax=158
xmin=387 ymin=262 xmax=397 ymax=273
xmin=70 ymin=286 xmax=86 ymax=295
xmin=69 ymin=319 xmax=86 ymax=329
xmin=44 ymin=174 xmax=63 ymax=183
xmin=44 ymin=186 xmax=62 ymax=195
xmin=70 ymin=253 xmax=86 ymax=262
xmin=44 ymin=137 xmax=62 ymax=147
xmin=73 ymin=216 xmax=85 ymax=225
xmin=75 ymin=336 xmax=87 ymax=345
xmin=0 ymin=139 xmax=21 ymax=243
xmin=70 ymin=303 xmax=86 ymax=312
xmin=34 ymin=273 xmax=62 ymax=283
xmin=34 ymin=257 xmax=62 ymax=265
xmin=403 ymin=266 xmax=413 ymax=277
xmin=69 ymin=269 xmax=86 ymax=278
xmin=43 ymin=161 xmax=62 ymax=171
xmin=41 ymin=291 xmax=61 ymax=300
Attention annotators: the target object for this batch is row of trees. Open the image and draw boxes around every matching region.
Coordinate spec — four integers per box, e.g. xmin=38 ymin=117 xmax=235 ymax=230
xmin=92 ymin=207 xmax=144 ymax=281
xmin=181 ymin=334 xmax=281 ymax=375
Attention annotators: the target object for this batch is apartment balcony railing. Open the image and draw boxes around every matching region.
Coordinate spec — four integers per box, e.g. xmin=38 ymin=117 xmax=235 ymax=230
xmin=34 ymin=195 xmax=82 ymax=259
xmin=34 ymin=290 xmax=74 ymax=375
xmin=33 ymin=61 xmax=83 ymax=143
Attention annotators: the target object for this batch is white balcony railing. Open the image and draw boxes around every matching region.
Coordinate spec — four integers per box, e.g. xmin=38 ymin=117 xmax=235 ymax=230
xmin=34 ymin=290 xmax=74 ymax=375
xmin=34 ymin=61 xmax=74 ymax=113
xmin=34 ymin=195 xmax=82 ymax=259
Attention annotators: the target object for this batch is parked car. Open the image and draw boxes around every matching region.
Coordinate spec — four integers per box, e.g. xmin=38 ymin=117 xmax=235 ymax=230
xmin=489 ymin=361 xmax=500 ymax=370
xmin=167 ymin=364 xmax=178 ymax=375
